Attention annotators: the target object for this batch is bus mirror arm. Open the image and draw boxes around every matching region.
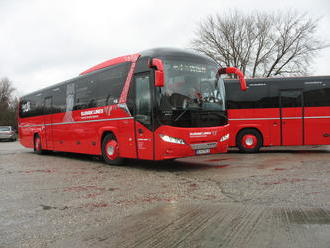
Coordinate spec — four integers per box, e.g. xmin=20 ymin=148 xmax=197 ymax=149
xmin=151 ymin=58 xmax=165 ymax=87
xmin=219 ymin=67 xmax=247 ymax=91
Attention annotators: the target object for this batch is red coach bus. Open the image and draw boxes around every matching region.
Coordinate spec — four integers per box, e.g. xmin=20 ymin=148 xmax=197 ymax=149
xmin=225 ymin=76 xmax=330 ymax=152
xmin=19 ymin=48 xmax=246 ymax=164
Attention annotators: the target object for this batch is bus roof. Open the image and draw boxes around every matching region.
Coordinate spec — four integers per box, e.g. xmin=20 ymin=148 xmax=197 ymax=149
xmin=79 ymin=53 xmax=140 ymax=76
xmin=80 ymin=48 xmax=216 ymax=76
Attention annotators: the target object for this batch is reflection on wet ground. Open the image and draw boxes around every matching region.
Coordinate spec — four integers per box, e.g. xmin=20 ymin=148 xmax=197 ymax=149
xmin=54 ymin=203 xmax=330 ymax=248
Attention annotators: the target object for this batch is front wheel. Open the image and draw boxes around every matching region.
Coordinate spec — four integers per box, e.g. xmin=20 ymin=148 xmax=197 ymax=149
xmin=237 ymin=129 xmax=262 ymax=153
xmin=101 ymin=134 xmax=124 ymax=165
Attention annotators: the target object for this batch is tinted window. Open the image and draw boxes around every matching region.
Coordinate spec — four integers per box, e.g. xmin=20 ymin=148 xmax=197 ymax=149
xmin=44 ymin=96 xmax=53 ymax=114
xmin=280 ymin=90 xmax=302 ymax=108
xmin=135 ymin=74 xmax=152 ymax=127
xmin=19 ymin=62 xmax=132 ymax=117
xmin=52 ymin=85 xmax=66 ymax=113
xmin=74 ymin=62 xmax=131 ymax=110
xmin=19 ymin=93 xmax=44 ymax=118
xmin=304 ymin=80 xmax=330 ymax=107
xmin=225 ymin=77 xmax=330 ymax=109
xmin=74 ymin=78 xmax=90 ymax=110
xmin=225 ymin=80 xmax=277 ymax=109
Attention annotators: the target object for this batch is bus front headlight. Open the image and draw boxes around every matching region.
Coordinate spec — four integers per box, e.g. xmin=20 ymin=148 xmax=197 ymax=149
xmin=160 ymin=134 xmax=185 ymax=144
xmin=220 ymin=133 xmax=230 ymax=142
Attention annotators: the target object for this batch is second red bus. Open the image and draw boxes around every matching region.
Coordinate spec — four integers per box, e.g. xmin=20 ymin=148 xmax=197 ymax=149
xmin=225 ymin=76 xmax=330 ymax=152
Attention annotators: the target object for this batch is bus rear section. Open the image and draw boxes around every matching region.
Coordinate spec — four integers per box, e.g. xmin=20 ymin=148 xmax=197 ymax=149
xmin=18 ymin=48 xmax=246 ymax=164
xmin=225 ymin=76 xmax=330 ymax=152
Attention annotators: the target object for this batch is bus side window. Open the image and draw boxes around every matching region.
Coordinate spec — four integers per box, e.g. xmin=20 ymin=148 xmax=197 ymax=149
xmin=134 ymin=74 xmax=151 ymax=127
xmin=21 ymin=94 xmax=43 ymax=117
xmin=126 ymin=80 xmax=136 ymax=115
xmin=66 ymin=83 xmax=75 ymax=112
xmin=72 ymin=62 xmax=131 ymax=110
xmin=52 ymin=86 xmax=66 ymax=113
xmin=304 ymin=81 xmax=330 ymax=107
xmin=280 ymin=90 xmax=302 ymax=108
xmin=94 ymin=63 xmax=130 ymax=106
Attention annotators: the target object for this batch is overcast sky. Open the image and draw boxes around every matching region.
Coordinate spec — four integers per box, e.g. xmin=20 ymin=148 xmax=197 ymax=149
xmin=1 ymin=0 xmax=330 ymax=96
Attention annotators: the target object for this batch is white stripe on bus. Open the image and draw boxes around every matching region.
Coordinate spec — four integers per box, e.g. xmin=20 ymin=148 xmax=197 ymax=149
xmin=19 ymin=117 xmax=134 ymax=128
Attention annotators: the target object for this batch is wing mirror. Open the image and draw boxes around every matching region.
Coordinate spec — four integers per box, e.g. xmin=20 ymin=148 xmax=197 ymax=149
xmin=151 ymin=58 xmax=165 ymax=87
xmin=219 ymin=67 xmax=247 ymax=91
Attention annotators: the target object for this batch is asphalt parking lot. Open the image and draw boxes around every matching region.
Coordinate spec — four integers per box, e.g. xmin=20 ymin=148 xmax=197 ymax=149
xmin=1 ymin=141 xmax=330 ymax=248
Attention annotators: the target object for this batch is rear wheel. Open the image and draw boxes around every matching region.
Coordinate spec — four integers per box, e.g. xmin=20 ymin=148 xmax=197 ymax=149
xmin=237 ymin=129 xmax=262 ymax=153
xmin=34 ymin=134 xmax=44 ymax=155
xmin=102 ymin=134 xmax=124 ymax=165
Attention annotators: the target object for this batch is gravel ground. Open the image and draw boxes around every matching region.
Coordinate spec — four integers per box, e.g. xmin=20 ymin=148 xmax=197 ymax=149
xmin=1 ymin=141 xmax=330 ymax=247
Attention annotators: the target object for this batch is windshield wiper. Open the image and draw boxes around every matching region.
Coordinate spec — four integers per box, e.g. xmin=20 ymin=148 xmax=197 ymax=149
xmin=174 ymin=109 xmax=188 ymax=122
xmin=173 ymin=101 xmax=203 ymax=122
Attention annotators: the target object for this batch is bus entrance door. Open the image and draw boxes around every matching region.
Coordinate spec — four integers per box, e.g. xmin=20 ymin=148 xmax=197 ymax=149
xmin=280 ymin=90 xmax=303 ymax=146
xmin=133 ymin=73 xmax=154 ymax=160
xmin=44 ymin=96 xmax=54 ymax=150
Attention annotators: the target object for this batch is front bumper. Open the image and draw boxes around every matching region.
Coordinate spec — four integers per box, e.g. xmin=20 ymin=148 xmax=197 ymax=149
xmin=155 ymin=125 xmax=230 ymax=160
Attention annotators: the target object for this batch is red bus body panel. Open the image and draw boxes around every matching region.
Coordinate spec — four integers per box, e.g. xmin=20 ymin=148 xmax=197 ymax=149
xmin=281 ymin=107 xmax=303 ymax=146
xmin=304 ymin=106 xmax=330 ymax=145
xmin=19 ymin=105 xmax=137 ymax=157
xmin=228 ymin=106 xmax=330 ymax=147
xmin=228 ymin=108 xmax=281 ymax=147
xmin=19 ymin=105 xmax=229 ymax=160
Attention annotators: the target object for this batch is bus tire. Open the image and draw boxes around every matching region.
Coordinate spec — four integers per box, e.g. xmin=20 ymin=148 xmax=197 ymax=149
xmin=34 ymin=134 xmax=45 ymax=155
xmin=102 ymin=134 xmax=124 ymax=165
xmin=237 ymin=129 xmax=262 ymax=153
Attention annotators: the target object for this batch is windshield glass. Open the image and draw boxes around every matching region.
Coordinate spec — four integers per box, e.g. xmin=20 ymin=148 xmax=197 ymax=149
xmin=0 ymin=126 xmax=10 ymax=131
xmin=160 ymin=58 xmax=225 ymax=111
xmin=157 ymin=55 xmax=227 ymax=128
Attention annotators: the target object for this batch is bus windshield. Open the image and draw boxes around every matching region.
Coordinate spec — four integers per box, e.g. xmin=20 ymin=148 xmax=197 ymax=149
xmin=157 ymin=56 xmax=227 ymax=127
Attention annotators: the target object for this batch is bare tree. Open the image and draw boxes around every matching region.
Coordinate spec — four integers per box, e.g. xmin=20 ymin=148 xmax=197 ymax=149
xmin=0 ymin=77 xmax=17 ymax=127
xmin=191 ymin=10 xmax=329 ymax=78
xmin=0 ymin=77 xmax=15 ymax=109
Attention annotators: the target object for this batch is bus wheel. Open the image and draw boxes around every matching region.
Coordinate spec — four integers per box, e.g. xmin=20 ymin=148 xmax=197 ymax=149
xmin=237 ymin=129 xmax=262 ymax=153
xmin=102 ymin=134 xmax=123 ymax=165
xmin=34 ymin=134 xmax=44 ymax=155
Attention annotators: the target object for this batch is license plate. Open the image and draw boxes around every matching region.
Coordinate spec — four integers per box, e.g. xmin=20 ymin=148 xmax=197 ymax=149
xmin=196 ymin=149 xmax=210 ymax=155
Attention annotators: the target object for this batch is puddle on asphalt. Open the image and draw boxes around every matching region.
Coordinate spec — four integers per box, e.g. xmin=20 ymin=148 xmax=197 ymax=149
xmin=40 ymin=204 xmax=68 ymax=211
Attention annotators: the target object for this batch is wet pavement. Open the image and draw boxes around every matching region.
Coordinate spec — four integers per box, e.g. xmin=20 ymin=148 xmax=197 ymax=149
xmin=1 ymin=142 xmax=330 ymax=247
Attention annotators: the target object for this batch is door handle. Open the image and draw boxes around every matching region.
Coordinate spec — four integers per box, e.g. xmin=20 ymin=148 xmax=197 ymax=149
xmin=138 ymin=128 xmax=144 ymax=134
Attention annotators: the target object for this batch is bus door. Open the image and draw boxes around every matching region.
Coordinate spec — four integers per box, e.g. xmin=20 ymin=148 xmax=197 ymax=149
xmin=44 ymin=96 xmax=54 ymax=149
xmin=280 ymin=90 xmax=304 ymax=146
xmin=133 ymin=72 xmax=154 ymax=160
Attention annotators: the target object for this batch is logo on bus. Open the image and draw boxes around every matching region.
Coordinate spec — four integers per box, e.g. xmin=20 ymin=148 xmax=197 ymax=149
xmin=190 ymin=131 xmax=217 ymax=137
xmin=81 ymin=109 xmax=104 ymax=116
